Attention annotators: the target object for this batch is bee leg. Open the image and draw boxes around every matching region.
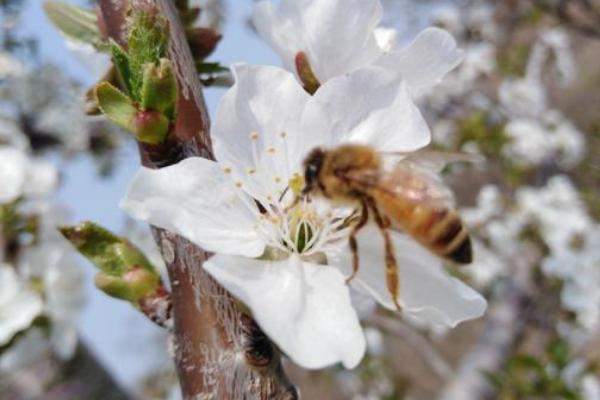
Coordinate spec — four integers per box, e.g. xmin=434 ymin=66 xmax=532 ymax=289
xmin=368 ymin=198 xmax=402 ymax=312
xmin=346 ymin=199 xmax=369 ymax=284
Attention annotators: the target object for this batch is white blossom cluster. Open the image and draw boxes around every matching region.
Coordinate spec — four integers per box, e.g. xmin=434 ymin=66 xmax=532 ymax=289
xmin=0 ymin=52 xmax=85 ymax=371
xmin=430 ymin=2 xmax=599 ymax=338
xmin=404 ymin=1 xmax=600 ymax=395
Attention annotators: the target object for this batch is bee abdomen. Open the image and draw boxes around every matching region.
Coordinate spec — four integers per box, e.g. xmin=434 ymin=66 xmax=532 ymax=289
xmin=409 ymin=207 xmax=472 ymax=264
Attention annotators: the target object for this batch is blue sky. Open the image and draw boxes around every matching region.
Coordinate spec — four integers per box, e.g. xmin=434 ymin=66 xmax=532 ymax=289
xmin=22 ymin=0 xmax=279 ymax=390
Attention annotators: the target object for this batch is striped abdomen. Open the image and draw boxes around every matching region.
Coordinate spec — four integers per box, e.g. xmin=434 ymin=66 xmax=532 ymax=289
xmin=379 ymin=198 xmax=472 ymax=264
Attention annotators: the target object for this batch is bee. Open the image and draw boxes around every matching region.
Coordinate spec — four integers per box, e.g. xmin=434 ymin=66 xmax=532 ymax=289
xmin=301 ymin=144 xmax=475 ymax=310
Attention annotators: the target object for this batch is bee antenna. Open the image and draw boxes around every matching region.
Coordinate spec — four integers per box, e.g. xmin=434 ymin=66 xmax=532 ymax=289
xmin=278 ymin=186 xmax=290 ymax=203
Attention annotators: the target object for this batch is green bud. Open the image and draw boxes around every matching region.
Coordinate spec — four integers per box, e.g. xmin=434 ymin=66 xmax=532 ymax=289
xmin=123 ymin=267 xmax=160 ymax=302
xmin=94 ymin=272 xmax=132 ymax=301
xmin=95 ymin=82 xmax=170 ymax=144
xmin=43 ymin=1 xmax=104 ymax=49
xmin=295 ymin=51 xmax=320 ymax=95
xmin=133 ymin=109 xmax=170 ymax=145
xmin=60 ymin=222 xmax=162 ymax=305
xmin=94 ymin=267 xmax=160 ymax=303
xmin=140 ymin=59 xmax=177 ymax=117
xmin=186 ymin=27 xmax=222 ymax=61
xmin=59 ymin=222 xmax=156 ymax=276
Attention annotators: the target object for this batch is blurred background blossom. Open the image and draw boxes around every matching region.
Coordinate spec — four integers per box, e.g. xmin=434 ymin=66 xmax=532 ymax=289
xmin=1 ymin=0 xmax=600 ymax=399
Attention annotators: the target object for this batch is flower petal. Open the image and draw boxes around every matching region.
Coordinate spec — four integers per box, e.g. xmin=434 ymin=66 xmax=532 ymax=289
xmin=0 ymin=147 xmax=28 ymax=204
xmin=0 ymin=265 xmax=43 ymax=345
xmin=302 ymin=67 xmax=430 ymax=152
xmin=120 ymin=157 xmax=265 ymax=258
xmin=204 ymin=254 xmax=366 ymax=369
xmin=253 ymin=0 xmax=382 ymax=82
xmin=253 ymin=0 xmax=308 ymax=72
xmin=377 ymin=27 xmax=464 ymax=96
xmin=212 ymin=64 xmax=312 ymax=202
xmin=302 ymin=0 xmax=382 ymax=81
xmin=331 ymin=225 xmax=486 ymax=327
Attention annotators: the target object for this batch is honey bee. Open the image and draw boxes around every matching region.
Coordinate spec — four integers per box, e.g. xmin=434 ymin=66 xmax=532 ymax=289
xmin=301 ymin=144 xmax=475 ymax=310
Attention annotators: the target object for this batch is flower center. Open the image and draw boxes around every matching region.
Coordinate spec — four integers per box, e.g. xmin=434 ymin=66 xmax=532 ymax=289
xmin=258 ymin=198 xmax=352 ymax=260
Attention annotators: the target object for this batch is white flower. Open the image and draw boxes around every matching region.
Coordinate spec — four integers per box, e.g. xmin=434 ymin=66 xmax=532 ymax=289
xmin=517 ymin=175 xmax=592 ymax=253
xmin=503 ymin=114 xmax=585 ymax=168
xmin=542 ymin=228 xmax=600 ymax=332
xmin=252 ymin=0 xmax=463 ymax=95
xmin=0 ymin=264 xmax=43 ymax=346
xmin=582 ymin=374 xmax=600 ymax=400
xmin=121 ymin=64 xmax=486 ymax=369
xmin=0 ymin=146 xmax=29 ymax=203
xmin=531 ymin=28 xmax=576 ymax=86
xmin=19 ymin=242 xmax=86 ymax=359
xmin=465 ymin=240 xmax=505 ymax=287
xmin=499 ymin=78 xmax=547 ymax=119
xmin=0 ymin=146 xmax=59 ymax=204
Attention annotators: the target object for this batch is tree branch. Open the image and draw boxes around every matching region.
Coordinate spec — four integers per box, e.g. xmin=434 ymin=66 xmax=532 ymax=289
xmin=97 ymin=1 xmax=297 ymax=398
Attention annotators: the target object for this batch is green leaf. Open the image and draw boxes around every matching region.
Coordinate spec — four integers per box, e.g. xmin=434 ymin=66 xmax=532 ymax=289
xmin=547 ymin=340 xmax=570 ymax=368
xmin=197 ymin=62 xmax=229 ymax=74
xmin=110 ymin=40 xmax=133 ymax=96
xmin=509 ymin=354 xmax=546 ymax=375
xmin=127 ymin=7 xmax=169 ymax=101
xmin=140 ymin=58 xmax=177 ymax=117
xmin=481 ymin=370 xmax=503 ymax=389
xmin=95 ymin=82 xmax=137 ymax=131
xmin=43 ymin=1 xmax=103 ymax=49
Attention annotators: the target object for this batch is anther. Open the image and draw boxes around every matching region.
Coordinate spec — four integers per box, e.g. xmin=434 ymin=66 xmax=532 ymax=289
xmin=249 ymin=131 xmax=259 ymax=140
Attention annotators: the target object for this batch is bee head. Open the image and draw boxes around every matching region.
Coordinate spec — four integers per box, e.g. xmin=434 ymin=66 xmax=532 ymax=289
xmin=302 ymin=148 xmax=326 ymax=195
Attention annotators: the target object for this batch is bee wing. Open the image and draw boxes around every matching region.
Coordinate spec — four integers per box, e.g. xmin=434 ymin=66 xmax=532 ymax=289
xmin=342 ymin=157 xmax=456 ymax=209
xmin=380 ymin=159 xmax=456 ymax=208
xmin=379 ymin=149 xmax=484 ymax=172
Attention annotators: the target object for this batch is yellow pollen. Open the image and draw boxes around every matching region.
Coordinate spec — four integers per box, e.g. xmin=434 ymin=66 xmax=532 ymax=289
xmin=267 ymin=147 xmax=276 ymax=154
xmin=235 ymin=181 xmax=242 ymax=188
xmin=223 ymin=167 xmax=232 ymax=174
xmin=274 ymin=176 xmax=282 ymax=183
xmin=266 ymin=195 xmax=273 ymax=201
xmin=247 ymin=168 xmax=256 ymax=175
xmin=249 ymin=131 xmax=259 ymax=140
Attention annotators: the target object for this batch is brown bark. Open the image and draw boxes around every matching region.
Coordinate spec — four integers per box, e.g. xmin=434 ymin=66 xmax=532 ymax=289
xmin=97 ymin=1 xmax=298 ymax=398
